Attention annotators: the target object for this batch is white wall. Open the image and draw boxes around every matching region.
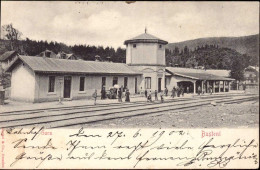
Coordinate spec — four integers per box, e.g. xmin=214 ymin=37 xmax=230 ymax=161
xmin=11 ymin=63 xmax=35 ymax=102
xmin=34 ymin=74 xmax=141 ymax=102
xmin=129 ymin=65 xmax=165 ymax=92
xmin=126 ymin=43 xmax=166 ymax=66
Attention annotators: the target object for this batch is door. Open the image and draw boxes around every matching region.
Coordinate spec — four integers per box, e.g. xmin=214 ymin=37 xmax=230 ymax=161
xmin=64 ymin=76 xmax=72 ymax=98
xmin=158 ymin=78 xmax=162 ymax=92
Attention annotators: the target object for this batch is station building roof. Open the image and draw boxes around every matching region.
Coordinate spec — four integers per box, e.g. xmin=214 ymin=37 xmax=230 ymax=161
xmin=124 ymin=32 xmax=168 ymax=45
xmin=166 ymin=67 xmax=234 ymax=81
xmin=6 ymin=55 xmax=142 ymax=76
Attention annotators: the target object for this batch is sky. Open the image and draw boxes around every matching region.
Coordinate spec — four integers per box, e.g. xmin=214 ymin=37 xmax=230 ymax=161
xmin=1 ymin=1 xmax=259 ymax=48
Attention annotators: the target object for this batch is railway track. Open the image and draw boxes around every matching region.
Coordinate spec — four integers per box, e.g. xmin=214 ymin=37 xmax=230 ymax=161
xmin=0 ymin=92 xmax=255 ymax=115
xmin=0 ymin=93 xmax=258 ymax=128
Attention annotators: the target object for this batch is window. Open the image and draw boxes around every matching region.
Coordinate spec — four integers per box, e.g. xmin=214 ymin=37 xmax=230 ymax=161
xmin=79 ymin=77 xmax=85 ymax=91
xmin=102 ymin=77 xmax=106 ymax=88
xmin=159 ymin=44 xmax=162 ymax=48
xmin=124 ymin=77 xmax=128 ymax=91
xmin=48 ymin=76 xmax=55 ymax=92
xmin=45 ymin=51 xmax=51 ymax=58
xmin=133 ymin=44 xmax=136 ymax=48
xmin=145 ymin=77 xmax=151 ymax=89
xmin=113 ymin=77 xmax=118 ymax=86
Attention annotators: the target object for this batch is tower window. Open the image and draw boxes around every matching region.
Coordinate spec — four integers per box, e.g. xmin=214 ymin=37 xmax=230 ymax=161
xmin=133 ymin=44 xmax=136 ymax=48
xmin=159 ymin=44 xmax=162 ymax=48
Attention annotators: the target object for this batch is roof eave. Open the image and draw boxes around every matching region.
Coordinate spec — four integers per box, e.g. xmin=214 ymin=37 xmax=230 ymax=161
xmin=35 ymin=71 xmax=142 ymax=76
xmin=124 ymin=39 xmax=168 ymax=45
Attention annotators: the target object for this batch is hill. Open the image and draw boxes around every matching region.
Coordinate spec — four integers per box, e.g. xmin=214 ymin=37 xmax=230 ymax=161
xmin=166 ymin=34 xmax=259 ymax=59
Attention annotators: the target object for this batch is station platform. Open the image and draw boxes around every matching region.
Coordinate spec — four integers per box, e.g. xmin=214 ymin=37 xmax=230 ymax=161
xmin=0 ymin=90 xmax=250 ymax=113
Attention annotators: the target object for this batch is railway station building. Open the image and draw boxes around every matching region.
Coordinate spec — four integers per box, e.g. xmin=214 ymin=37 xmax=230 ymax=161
xmin=5 ymin=31 xmax=234 ymax=102
xmin=123 ymin=31 xmax=234 ymax=94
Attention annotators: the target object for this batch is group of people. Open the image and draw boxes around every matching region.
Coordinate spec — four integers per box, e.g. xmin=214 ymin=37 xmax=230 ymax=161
xmin=92 ymin=85 xmax=215 ymax=105
xmin=117 ymin=87 xmax=131 ymax=102
xmin=165 ymin=86 xmax=185 ymax=98
xmin=144 ymin=89 xmax=164 ymax=103
xmin=92 ymin=86 xmax=130 ymax=105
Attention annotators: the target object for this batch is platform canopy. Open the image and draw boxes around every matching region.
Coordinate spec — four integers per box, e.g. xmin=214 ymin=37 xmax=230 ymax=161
xmin=166 ymin=67 xmax=234 ymax=81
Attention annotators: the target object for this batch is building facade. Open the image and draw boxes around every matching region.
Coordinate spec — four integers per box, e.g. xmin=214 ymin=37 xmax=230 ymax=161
xmin=124 ymin=31 xmax=234 ymax=94
xmin=6 ymin=31 xmax=234 ymax=103
xmin=124 ymin=31 xmax=168 ymax=92
xmin=242 ymin=66 xmax=259 ymax=90
xmin=6 ymin=56 xmax=141 ymax=102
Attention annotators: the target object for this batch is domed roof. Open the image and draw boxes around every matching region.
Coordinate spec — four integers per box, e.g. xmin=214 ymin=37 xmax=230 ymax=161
xmin=124 ymin=32 xmax=168 ymax=45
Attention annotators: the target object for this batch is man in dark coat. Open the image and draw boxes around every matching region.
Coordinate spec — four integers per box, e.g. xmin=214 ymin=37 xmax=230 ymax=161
xmin=176 ymin=87 xmax=180 ymax=97
xmin=145 ymin=89 xmax=147 ymax=98
xmin=155 ymin=90 xmax=158 ymax=101
xmin=118 ymin=88 xmax=122 ymax=102
xmin=165 ymin=87 xmax=168 ymax=96
xmin=171 ymin=87 xmax=176 ymax=98
xmin=101 ymin=87 xmax=106 ymax=99
xmin=181 ymin=86 xmax=184 ymax=97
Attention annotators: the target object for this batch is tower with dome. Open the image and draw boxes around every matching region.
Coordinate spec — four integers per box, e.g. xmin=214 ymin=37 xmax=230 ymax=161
xmin=124 ymin=28 xmax=168 ymax=92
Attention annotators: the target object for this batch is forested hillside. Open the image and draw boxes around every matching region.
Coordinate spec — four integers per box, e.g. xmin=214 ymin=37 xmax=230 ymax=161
xmin=1 ymin=34 xmax=258 ymax=81
xmin=0 ymin=38 xmax=126 ymax=63
xmin=166 ymin=34 xmax=259 ymax=60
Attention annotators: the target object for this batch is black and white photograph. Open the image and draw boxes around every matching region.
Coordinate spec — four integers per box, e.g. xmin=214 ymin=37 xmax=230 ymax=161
xmin=0 ymin=1 xmax=259 ymax=169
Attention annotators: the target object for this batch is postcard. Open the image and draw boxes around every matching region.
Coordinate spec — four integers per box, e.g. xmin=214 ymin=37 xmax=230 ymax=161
xmin=0 ymin=1 xmax=259 ymax=169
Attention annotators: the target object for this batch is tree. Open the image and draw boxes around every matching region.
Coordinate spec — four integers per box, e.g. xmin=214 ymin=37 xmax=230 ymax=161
xmin=1 ymin=23 xmax=23 ymax=50
xmin=229 ymin=56 xmax=245 ymax=81
xmin=0 ymin=65 xmax=9 ymax=89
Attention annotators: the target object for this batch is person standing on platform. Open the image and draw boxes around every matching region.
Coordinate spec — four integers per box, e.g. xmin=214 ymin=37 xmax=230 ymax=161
xmin=176 ymin=86 xmax=180 ymax=97
xmin=118 ymin=88 xmax=122 ymax=102
xmin=92 ymin=89 xmax=97 ymax=105
xmin=198 ymin=86 xmax=201 ymax=95
xmin=155 ymin=90 xmax=158 ymax=101
xmin=165 ymin=87 xmax=168 ymax=96
xmin=101 ymin=87 xmax=106 ymax=99
xmin=147 ymin=90 xmax=152 ymax=102
xmin=101 ymin=87 xmax=104 ymax=99
xmin=181 ymin=86 xmax=184 ymax=97
xmin=160 ymin=91 xmax=164 ymax=103
xmin=125 ymin=89 xmax=130 ymax=102
xmin=172 ymin=86 xmax=176 ymax=98
xmin=187 ymin=86 xmax=189 ymax=94
xmin=140 ymin=87 xmax=143 ymax=96
xmin=145 ymin=89 xmax=148 ymax=98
